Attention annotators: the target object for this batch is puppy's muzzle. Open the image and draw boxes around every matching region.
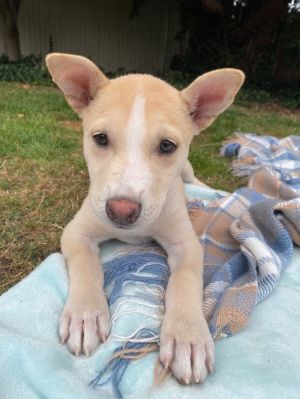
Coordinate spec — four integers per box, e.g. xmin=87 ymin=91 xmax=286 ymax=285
xmin=106 ymin=197 xmax=142 ymax=226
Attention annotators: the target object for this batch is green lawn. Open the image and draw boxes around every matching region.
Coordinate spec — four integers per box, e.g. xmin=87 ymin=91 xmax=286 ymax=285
xmin=1 ymin=82 xmax=300 ymax=293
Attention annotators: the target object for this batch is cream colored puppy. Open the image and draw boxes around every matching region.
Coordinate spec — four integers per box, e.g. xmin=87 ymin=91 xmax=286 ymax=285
xmin=46 ymin=53 xmax=244 ymax=384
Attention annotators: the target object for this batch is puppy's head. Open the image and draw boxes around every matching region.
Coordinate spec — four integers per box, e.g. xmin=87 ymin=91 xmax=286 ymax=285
xmin=46 ymin=53 xmax=244 ymax=230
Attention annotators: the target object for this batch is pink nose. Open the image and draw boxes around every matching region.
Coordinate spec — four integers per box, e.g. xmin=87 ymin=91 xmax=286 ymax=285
xmin=106 ymin=197 xmax=142 ymax=226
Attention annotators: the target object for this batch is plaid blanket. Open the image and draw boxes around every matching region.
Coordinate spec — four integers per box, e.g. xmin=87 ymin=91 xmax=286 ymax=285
xmin=221 ymin=133 xmax=300 ymax=193
xmin=90 ymin=134 xmax=300 ymax=398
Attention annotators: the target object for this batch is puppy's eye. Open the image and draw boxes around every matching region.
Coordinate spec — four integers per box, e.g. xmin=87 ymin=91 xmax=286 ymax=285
xmin=93 ymin=132 xmax=108 ymax=146
xmin=159 ymin=139 xmax=177 ymax=154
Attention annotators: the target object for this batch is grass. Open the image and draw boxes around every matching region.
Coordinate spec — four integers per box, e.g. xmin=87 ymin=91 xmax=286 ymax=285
xmin=1 ymin=82 xmax=300 ymax=294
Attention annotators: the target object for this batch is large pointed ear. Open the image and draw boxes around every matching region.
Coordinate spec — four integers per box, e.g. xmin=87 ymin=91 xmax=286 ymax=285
xmin=181 ymin=68 xmax=245 ymax=133
xmin=46 ymin=53 xmax=109 ymax=115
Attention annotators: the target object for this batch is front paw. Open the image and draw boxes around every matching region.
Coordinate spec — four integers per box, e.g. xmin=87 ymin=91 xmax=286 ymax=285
xmin=159 ymin=314 xmax=214 ymax=384
xmin=59 ymin=294 xmax=110 ymax=356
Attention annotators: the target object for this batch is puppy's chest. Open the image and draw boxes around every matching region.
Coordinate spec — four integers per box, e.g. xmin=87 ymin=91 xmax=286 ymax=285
xmin=112 ymin=230 xmax=153 ymax=245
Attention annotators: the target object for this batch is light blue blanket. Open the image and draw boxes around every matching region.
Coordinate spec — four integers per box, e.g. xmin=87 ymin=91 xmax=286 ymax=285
xmin=1 ymin=185 xmax=300 ymax=398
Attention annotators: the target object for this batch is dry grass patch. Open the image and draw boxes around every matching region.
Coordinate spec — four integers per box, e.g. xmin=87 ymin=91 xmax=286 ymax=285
xmin=0 ymin=157 xmax=88 ymax=293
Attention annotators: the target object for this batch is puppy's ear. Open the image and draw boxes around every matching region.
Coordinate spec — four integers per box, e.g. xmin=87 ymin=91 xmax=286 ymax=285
xmin=46 ymin=53 xmax=109 ymax=115
xmin=181 ymin=69 xmax=245 ymax=133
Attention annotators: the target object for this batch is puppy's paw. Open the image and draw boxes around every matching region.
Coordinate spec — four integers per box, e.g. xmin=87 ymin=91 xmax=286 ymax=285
xmin=59 ymin=294 xmax=110 ymax=356
xmin=159 ymin=314 xmax=214 ymax=384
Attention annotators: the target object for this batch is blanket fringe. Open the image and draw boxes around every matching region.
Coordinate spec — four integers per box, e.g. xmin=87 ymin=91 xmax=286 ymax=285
xmin=90 ymin=328 xmax=159 ymax=399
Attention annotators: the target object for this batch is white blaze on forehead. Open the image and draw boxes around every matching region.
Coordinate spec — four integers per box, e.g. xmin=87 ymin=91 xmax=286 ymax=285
xmin=126 ymin=94 xmax=146 ymax=151
xmin=119 ymin=93 xmax=151 ymax=197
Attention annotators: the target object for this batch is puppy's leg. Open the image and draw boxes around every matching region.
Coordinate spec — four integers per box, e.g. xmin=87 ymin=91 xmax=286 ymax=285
xmin=59 ymin=207 xmax=110 ymax=356
xmin=155 ymin=220 xmax=214 ymax=384
xmin=182 ymin=160 xmax=210 ymax=188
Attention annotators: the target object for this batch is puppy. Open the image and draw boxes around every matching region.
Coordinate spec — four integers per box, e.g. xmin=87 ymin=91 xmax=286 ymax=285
xmin=46 ymin=53 xmax=244 ymax=384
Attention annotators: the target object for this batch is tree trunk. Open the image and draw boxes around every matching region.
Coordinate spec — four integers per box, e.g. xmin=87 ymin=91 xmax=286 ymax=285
xmin=0 ymin=0 xmax=21 ymax=60
xmin=229 ymin=0 xmax=290 ymax=82
xmin=231 ymin=0 xmax=289 ymax=46
xmin=273 ymin=12 xmax=300 ymax=85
